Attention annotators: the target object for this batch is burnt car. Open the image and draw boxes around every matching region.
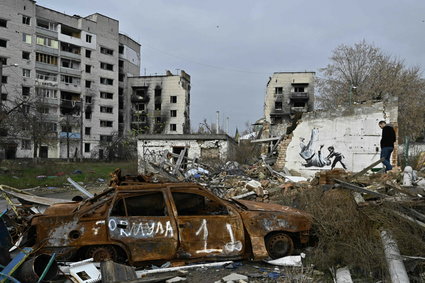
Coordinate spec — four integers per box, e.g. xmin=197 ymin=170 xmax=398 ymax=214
xmin=28 ymin=182 xmax=312 ymax=264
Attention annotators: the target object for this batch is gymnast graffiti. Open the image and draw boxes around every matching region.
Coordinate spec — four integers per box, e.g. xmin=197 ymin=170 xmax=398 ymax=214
xmin=299 ymin=128 xmax=347 ymax=169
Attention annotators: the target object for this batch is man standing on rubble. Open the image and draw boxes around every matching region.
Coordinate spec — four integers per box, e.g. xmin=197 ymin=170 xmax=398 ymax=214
xmin=378 ymin=121 xmax=396 ymax=172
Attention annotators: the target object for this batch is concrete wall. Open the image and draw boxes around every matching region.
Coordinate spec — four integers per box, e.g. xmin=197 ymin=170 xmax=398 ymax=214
xmin=277 ymin=99 xmax=398 ymax=177
xmin=137 ymin=135 xmax=235 ymax=173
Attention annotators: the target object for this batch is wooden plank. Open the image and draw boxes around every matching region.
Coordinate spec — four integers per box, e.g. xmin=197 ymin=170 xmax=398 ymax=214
xmin=268 ymin=135 xmax=285 ymax=157
xmin=0 ymin=247 xmax=32 ymax=283
xmin=350 ymin=158 xmax=385 ymax=179
xmin=100 ymin=260 xmax=137 ymax=282
xmin=334 ymin=179 xmax=388 ymax=198
xmin=172 ymin=147 xmax=187 ymax=176
xmin=250 ymin=137 xmax=280 ymax=143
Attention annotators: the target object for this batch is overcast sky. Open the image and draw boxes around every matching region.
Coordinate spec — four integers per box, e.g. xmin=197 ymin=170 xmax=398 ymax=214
xmin=38 ymin=0 xmax=425 ymax=134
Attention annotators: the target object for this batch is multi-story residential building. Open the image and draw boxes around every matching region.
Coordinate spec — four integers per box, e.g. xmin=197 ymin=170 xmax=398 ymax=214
xmin=0 ymin=0 xmax=141 ymax=159
xmin=264 ymin=72 xmax=315 ymax=125
xmin=127 ymin=70 xmax=191 ymax=135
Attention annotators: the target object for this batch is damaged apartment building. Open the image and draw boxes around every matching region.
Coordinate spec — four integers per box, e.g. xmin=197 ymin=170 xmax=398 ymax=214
xmin=0 ymin=0 xmax=191 ymax=159
xmin=264 ymin=72 xmax=315 ymax=135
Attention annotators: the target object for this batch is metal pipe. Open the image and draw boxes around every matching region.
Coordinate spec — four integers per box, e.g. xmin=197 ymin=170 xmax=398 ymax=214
xmin=16 ymin=254 xmax=59 ymax=283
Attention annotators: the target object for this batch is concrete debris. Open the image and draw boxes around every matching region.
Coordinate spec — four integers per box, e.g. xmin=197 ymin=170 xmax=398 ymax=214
xmin=336 ymin=266 xmax=353 ymax=283
xmin=221 ymin=272 xmax=248 ymax=282
xmin=266 ymin=253 xmax=305 ymax=267
xmin=165 ymin=276 xmax=187 ymax=283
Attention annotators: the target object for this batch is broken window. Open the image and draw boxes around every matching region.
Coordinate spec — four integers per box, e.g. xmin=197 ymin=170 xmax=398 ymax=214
xmin=100 ymin=77 xmax=113 ymax=85
xmin=275 ymin=87 xmax=283 ymax=94
xmin=134 ymin=103 xmax=145 ymax=111
xmin=22 ymin=15 xmax=31 ymax=25
xmin=85 ymin=111 xmax=92 ymax=119
xmin=1 ymin=76 xmax=7 ymax=84
xmin=22 ymin=69 xmax=30 ymax=78
xmin=100 ymin=47 xmax=113 ymax=56
xmin=0 ymin=57 xmax=6 ymax=65
xmin=100 ymin=92 xmax=113 ymax=99
xmin=0 ymin=38 xmax=7 ymax=47
xmin=85 ymin=49 xmax=91 ymax=58
xmin=85 ymin=96 xmax=92 ymax=104
xmin=85 ymin=80 xmax=92 ymax=88
xmin=22 ymin=51 xmax=30 ymax=60
xmin=170 ymin=124 xmax=177 ymax=131
xmin=293 ymin=102 xmax=306 ymax=107
xmin=86 ymin=34 xmax=92 ymax=43
xmin=84 ymin=143 xmax=90 ymax=152
xmin=85 ymin=65 xmax=91 ymax=73
xmin=155 ymin=88 xmax=162 ymax=97
xmin=294 ymin=86 xmax=305 ymax=92
xmin=100 ymin=106 xmax=113 ymax=113
xmin=170 ymin=96 xmax=177 ymax=103
xmin=85 ymin=127 xmax=91 ymax=135
xmin=172 ymin=192 xmax=228 ymax=216
xmin=119 ymin=74 xmax=124 ymax=82
xmin=21 ymin=139 xmax=31 ymax=150
xmin=119 ymin=45 xmax=124 ymax=54
xmin=22 ymin=86 xmax=30 ymax=96
xmin=36 ymin=53 xmax=58 ymax=65
xmin=111 ymin=192 xmax=167 ymax=217
xmin=100 ymin=120 xmax=113 ymax=127
xmin=0 ymin=19 xmax=7 ymax=28
xmin=100 ymin=135 xmax=112 ymax=142
xmin=155 ymin=103 xmax=161 ymax=111
xmin=275 ymin=102 xmax=282 ymax=110
xmin=100 ymin=62 xmax=113 ymax=71
xmin=119 ymin=60 xmax=123 ymax=67
xmin=170 ymin=110 xmax=177 ymax=117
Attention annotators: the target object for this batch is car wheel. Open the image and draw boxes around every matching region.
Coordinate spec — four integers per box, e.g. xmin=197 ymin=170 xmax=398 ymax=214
xmin=86 ymin=245 xmax=117 ymax=262
xmin=265 ymin=233 xmax=294 ymax=259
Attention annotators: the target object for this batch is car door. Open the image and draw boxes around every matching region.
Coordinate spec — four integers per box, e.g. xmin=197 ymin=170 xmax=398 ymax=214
xmin=108 ymin=190 xmax=178 ymax=262
xmin=169 ymin=188 xmax=245 ymax=259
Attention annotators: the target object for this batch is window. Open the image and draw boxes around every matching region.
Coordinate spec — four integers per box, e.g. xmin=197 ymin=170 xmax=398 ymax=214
xmin=23 ymin=69 xmax=30 ymax=78
xmin=86 ymin=34 xmax=92 ymax=43
xmin=22 ymin=86 xmax=30 ymax=96
xmin=85 ymin=127 xmax=91 ymax=135
xmin=170 ymin=96 xmax=177 ymax=103
xmin=100 ymin=135 xmax=112 ymax=142
xmin=275 ymin=102 xmax=282 ymax=110
xmin=132 ymin=114 xmax=146 ymax=123
xmin=294 ymin=86 xmax=305 ymax=92
xmin=100 ymin=106 xmax=113 ymax=113
xmin=172 ymin=192 xmax=228 ymax=216
xmin=36 ymin=88 xmax=57 ymax=99
xmin=0 ymin=19 xmax=7 ymax=28
xmin=170 ymin=124 xmax=177 ymax=131
xmin=62 ymin=125 xmax=72 ymax=132
xmin=22 ymin=51 xmax=30 ymax=60
xmin=111 ymin=192 xmax=167 ymax=217
xmin=36 ymin=53 xmax=58 ymax=65
xmin=60 ymin=75 xmax=80 ymax=84
xmin=22 ymin=104 xmax=30 ymax=114
xmin=85 ymin=80 xmax=91 ymax=88
xmin=0 ymin=39 xmax=6 ymax=47
xmin=118 ymin=60 xmax=123 ymax=67
xmin=134 ymin=103 xmax=145 ymax=111
xmin=36 ymin=19 xmax=57 ymax=31
xmin=38 ymin=106 xmax=49 ymax=114
xmin=85 ymin=96 xmax=92 ymax=104
xmin=84 ymin=143 xmax=90 ymax=152
xmin=100 ymin=62 xmax=114 ymax=71
xmin=100 ymin=92 xmax=113 ymax=99
xmin=119 ymin=74 xmax=124 ymax=82
xmin=100 ymin=120 xmax=113 ymax=127
xmin=170 ymin=110 xmax=177 ymax=117
xmin=1 ymin=76 xmax=7 ymax=84
xmin=1 ymin=93 xmax=7 ymax=101
xmin=36 ymin=71 xmax=57 ymax=82
xmin=85 ymin=111 xmax=92 ymax=119
xmin=61 ymin=58 xmax=80 ymax=69
xmin=22 ymin=140 xmax=31 ymax=150
xmin=22 ymin=15 xmax=31 ymax=25
xmin=85 ymin=65 xmax=91 ymax=73
xmin=275 ymin=87 xmax=283 ymax=95
xmin=36 ymin=36 xmax=58 ymax=49
xmin=100 ymin=47 xmax=113 ymax=55
xmin=155 ymin=88 xmax=162 ymax=97
xmin=119 ymin=45 xmax=124 ymax=54
xmin=22 ymin=33 xmax=31 ymax=44
xmin=85 ymin=49 xmax=91 ymax=58
xmin=0 ymin=57 xmax=6 ymax=65
xmin=100 ymin=77 xmax=113 ymax=85
xmin=155 ymin=103 xmax=161 ymax=111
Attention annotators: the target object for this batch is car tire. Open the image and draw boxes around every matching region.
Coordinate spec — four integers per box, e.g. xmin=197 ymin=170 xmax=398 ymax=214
xmin=86 ymin=245 xmax=117 ymax=262
xmin=265 ymin=232 xmax=294 ymax=259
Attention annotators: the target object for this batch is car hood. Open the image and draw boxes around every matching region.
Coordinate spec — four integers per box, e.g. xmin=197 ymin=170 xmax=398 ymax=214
xmin=233 ymin=199 xmax=310 ymax=217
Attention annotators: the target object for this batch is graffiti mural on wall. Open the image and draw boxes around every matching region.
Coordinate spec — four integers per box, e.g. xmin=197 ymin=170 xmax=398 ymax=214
xmin=299 ymin=128 xmax=347 ymax=169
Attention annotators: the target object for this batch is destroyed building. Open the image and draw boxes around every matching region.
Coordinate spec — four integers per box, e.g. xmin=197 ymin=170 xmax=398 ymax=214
xmin=127 ymin=70 xmax=191 ymax=135
xmin=0 ymin=0 xmax=142 ymax=159
xmin=264 ymin=72 xmax=315 ymax=135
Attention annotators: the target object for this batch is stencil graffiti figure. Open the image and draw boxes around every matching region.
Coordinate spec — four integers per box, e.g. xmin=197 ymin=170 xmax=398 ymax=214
xmin=299 ymin=128 xmax=330 ymax=167
xmin=326 ymin=146 xmax=347 ymax=169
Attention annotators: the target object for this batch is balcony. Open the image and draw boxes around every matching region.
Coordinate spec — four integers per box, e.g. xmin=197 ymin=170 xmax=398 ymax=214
xmin=60 ymin=67 xmax=82 ymax=76
xmin=36 ymin=26 xmax=58 ymax=38
xmin=60 ymin=50 xmax=81 ymax=60
xmin=131 ymin=94 xmax=149 ymax=103
xmin=59 ymin=82 xmax=81 ymax=93
xmin=35 ymin=62 xmax=59 ymax=73
xmin=290 ymin=92 xmax=309 ymax=100
xmin=35 ymin=44 xmax=59 ymax=56
xmin=290 ymin=106 xmax=308 ymax=114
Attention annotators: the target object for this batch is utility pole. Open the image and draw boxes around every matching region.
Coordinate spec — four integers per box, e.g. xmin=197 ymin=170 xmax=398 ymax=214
xmin=216 ymin=111 xmax=220 ymax=134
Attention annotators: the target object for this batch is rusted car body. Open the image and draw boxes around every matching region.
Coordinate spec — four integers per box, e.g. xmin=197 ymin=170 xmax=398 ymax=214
xmin=28 ymin=182 xmax=312 ymax=264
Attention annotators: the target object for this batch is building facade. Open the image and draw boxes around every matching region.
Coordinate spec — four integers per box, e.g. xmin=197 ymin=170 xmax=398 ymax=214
xmin=0 ymin=0 xmax=141 ymax=159
xmin=127 ymin=70 xmax=191 ymax=135
xmin=264 ymin=72 xmax=315 ymax=125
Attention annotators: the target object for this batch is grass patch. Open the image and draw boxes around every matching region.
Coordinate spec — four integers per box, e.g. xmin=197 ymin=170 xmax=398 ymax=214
xmin=0 ymin=160 xmax=138 ymax=189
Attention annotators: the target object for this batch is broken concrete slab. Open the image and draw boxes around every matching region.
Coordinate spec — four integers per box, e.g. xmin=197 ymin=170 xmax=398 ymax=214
xmin=165 ymin=276 xmax=187 ymax=283
xmin=336 ymin=266 xmax=353 ymax=283
xmin=221 ymin=273 xmax=248 ymax=282
xmin=266 ymin=253 xmax=304 ymax=267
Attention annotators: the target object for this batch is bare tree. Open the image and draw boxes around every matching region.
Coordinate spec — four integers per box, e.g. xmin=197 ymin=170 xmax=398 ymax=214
xmin=317 ymin=40 xmax=425 ymax=140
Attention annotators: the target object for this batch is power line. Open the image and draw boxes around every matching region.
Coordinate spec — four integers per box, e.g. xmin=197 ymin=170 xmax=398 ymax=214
xmin=142 ymin=42 xmax=271 ymax=75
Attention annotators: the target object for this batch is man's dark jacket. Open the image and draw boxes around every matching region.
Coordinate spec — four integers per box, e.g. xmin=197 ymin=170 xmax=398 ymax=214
xmin=381 ymin=125 xmax=396 ymax=148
